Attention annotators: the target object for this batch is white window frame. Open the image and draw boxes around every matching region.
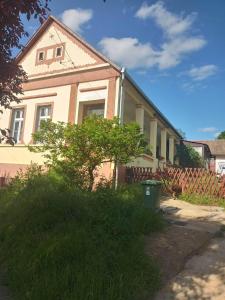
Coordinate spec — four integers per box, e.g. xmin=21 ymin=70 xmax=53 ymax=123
xmin=11 ymin=108 xmax=24 ymax=144
xmin=36 ymin=105 xmax=52 ymax=131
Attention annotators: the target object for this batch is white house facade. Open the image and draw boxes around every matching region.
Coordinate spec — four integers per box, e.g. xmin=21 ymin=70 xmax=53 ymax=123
xmin=0 ymin=16 xmax=182 ymax=180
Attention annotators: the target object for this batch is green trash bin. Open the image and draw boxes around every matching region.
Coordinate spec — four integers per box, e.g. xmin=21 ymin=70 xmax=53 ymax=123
xmin=141 ymin=180 xmax=162 ymax=211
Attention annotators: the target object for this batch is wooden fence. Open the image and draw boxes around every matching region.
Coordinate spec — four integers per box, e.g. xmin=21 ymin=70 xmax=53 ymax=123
xmin=126 ymin=167 xmax=153 ymax=184
xmin=167 ymin=168 xmax=225 ymax=198
xmin=125 ymin=167 xmax=225 ymax=198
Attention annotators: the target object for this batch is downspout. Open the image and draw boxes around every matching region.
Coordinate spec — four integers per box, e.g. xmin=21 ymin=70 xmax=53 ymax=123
xmin=115 ymin=67 xmax=125 ymax=189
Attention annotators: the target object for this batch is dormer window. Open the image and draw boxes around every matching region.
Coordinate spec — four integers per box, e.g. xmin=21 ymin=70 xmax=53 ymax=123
xmin=56 ymin=46 xmax=63 ymax=57
xmin=38 ymin=51 xmax=44 ymax=61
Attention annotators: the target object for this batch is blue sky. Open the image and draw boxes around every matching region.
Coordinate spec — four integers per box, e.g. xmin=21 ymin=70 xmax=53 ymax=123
xmin=21 ymin=0 xmax=225 ymax=140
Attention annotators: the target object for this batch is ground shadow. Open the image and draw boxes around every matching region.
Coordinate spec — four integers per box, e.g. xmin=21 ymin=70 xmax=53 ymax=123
xmin=146 ymin=197 xmax=225 ymax=300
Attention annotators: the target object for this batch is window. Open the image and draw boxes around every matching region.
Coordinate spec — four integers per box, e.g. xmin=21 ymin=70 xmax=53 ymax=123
xmin=35 ymin=105 xmax=52 ymax=131
xmin=56 ymin=46 xmax=63 ymax=57
xmin=83 ymin=103 xmax=105 ymax=119
xmin=11 ymin=108 xmax=24 ymax=143
xmin=38 ymin=51 xmax=44 ymax=61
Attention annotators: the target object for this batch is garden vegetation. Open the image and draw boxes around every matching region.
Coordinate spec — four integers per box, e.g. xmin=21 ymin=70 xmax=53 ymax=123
xmin=0 ymin=116 xmax=164 ymax=300
xmin=0 ymin=168 xmax=164 ymax=300
xmin=29 ymin=116 xmax=147 ymax=190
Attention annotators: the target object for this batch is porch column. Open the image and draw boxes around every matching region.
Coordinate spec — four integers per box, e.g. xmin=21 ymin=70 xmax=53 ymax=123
xmin=136 ymin=104 xmax=144 ymax=132
xmin=150 ymin=119 xmax=157 ymax=158
xmin=169 ymin=136 xmax=175 ymax=164
xmin=161 ymin=129 xmax=167 ymax=162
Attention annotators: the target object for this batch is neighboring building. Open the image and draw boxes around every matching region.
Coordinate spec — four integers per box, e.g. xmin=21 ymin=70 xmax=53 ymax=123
xmin=196 ymin=140 xmax=225 ymax=174
xmin=0 ymin=16 xmax=181 ymax=180
xmin=182 ymin=140 xmax=212 ymax=169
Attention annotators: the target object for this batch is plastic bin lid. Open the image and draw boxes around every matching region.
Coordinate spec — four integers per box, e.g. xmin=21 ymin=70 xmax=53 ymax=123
xmin=141 ymin=180 xmax=162 ymax=186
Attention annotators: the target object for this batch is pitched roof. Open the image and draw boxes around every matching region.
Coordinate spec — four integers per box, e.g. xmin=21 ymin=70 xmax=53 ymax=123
xmin=195 ymin=140 xmax=225 ymax=156
xmin=16 ymin=15 xmax=121 ymax=72
xmin=182 ymin=140 xmax=212 ymax=156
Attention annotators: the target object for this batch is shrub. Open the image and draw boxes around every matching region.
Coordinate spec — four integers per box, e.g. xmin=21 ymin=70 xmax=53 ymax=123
xmin=0 ymin=174 xmax=164 ymax=300
xmin=176 ymin=144 xmax=204 ymax=168
xmin=29 ymin=116 xmax=147 ymax=190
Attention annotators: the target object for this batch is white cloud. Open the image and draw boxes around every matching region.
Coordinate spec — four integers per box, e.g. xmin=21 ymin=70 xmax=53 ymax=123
xmin=135 ymin=1 xmax=196 ymax=38
xmin=99 ymin=35 xmax=205 ymax=70
xmin=99 ymin=1 xmax=206 ymax=70
xmin=187 ymin=65 xmax=218 ymax=81
xmin=158 ymin=36 xmax=206 ymax=69
xmin=60 ymin=8 xmax=93 ymax=33
xmin=99 ymin=37 xmax=158 ymax=69
xmin=198 ymin=127 xmax=218 ymax=133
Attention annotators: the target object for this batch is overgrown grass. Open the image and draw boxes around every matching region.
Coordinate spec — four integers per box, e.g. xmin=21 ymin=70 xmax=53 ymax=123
xmin=0 ymin=174 xmax=164 ymax=300
xmin=180 ymin=193 xmax=225 ymax=208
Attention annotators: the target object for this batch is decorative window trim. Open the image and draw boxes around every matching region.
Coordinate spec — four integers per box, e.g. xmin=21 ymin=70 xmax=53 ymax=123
xmin=38 ymin=51 xmax=44 ymax=61
xmin=55 ymin=46 xmax=63 ymax=58
xmin=35 ymin=43 xmax=65 ymax=66
xmin=79 ymin=86 xmax=107 ymax=93
xmin=19 ymin=93 xmax=57 ymax=101
xmin=8 ymin=105 xmax=27 ymax=144
xmin=36 ymin=49 xmax=47 ymax=65
xmin=31 ymin=102 xmax=54 ymax=144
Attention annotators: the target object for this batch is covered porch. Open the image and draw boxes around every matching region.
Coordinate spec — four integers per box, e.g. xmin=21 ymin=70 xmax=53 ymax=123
xmin=123 ymin=78 xmax=180 ymax=171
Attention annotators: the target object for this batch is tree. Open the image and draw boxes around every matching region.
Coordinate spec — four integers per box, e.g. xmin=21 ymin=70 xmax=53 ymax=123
xmin=217 ymin=131 xmax=225 ymax=140
xmin=29 ymin=116 xmax=146 ymax=190
xmin=176 ymin=144 xmax=204 ymax=168
xmin=0 ymin=0 xmax=50 ymax=142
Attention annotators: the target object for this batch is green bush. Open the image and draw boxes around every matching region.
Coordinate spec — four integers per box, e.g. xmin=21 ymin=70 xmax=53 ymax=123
xmin=0 ymin=175 xmax=164 ymax=300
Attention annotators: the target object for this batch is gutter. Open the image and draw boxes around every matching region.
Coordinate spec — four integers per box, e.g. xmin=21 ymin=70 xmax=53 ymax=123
xmin=115 ymin=67 xmax=125 ymax=189
xmin=124 ymin=71 xmax=182 ymax=139
xmin=118 ymin=67 xmax=125 ymax=123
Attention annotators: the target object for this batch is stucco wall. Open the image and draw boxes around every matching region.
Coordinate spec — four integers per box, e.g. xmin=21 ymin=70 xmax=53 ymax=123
xmin=126 ymin=155 xmax=159 ymax=172
xmin=0 ymin=85 xmax=71 ymax=145
xmin=0 ymin=76 xmax=119 ymax=177
xmin=0 ymin=145 xmax=45 ymax=177
xmin=76 ymin=79 xmax=109 ymax=122
xmin=20 ymin=23 xmax=98 ymax=78
xmin=0 ymin=145 xmax=44 ymax=165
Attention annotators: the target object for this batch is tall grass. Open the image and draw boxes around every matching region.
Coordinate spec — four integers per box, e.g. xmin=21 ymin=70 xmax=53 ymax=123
xmin=0 ymin=174 xmax=164 ymax=300
xmin=180 ymin=193 xmax=225 ymax=208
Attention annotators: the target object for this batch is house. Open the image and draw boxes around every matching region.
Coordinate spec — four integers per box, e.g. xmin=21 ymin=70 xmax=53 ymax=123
xmin=195 ymin=140 xmax=225 ymax=174
xmin=0 ymin=16 xmax=182 ymax=181
xmin=182 ymin=140 xmax=212 ymax=169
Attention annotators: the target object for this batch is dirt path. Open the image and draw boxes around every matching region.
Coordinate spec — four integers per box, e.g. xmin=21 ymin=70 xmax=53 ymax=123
xmin=146 ymin=225 xmax=213 ymax=285
xmin=149 ymin=198 xmax=225 ymax=300
xmin=155 ymin=237 xmax=225 ymax=300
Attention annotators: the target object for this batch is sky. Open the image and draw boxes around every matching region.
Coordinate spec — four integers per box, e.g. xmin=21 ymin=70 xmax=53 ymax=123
xmin=20 ymin=0 xmax=225 ymax=140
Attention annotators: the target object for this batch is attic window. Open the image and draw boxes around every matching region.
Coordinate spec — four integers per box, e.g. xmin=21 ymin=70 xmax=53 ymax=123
xmin=38 ymin=51 xmax=44 ymax=61
xmin=56 ymin=46 xmax=63 ymax=57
